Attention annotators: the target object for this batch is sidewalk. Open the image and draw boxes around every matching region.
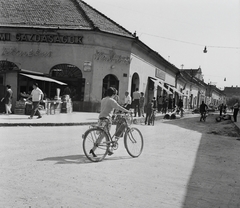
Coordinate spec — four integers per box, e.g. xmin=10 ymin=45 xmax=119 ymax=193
xmin=0 ymin=111 xmax=166 ymax=127
xmin=0 ymin=112 xmax=100 ymax=127
xmin=0 ymin=110 xmax=239 ymax=130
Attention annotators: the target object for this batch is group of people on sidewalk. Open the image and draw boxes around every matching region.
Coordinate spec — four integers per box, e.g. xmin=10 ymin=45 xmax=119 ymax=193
xmin=121 ymin=88 xmax=157 ymax=125
xmin=1 ymin=83 xmax=44 ymax=119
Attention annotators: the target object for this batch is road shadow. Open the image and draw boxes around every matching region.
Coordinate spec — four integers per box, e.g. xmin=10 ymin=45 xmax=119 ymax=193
xmin=37 ymin=154 xmax=91 ymax=164
xmin=163 ymin=115 xmax=240 ymax=207
xmin=163 ymin=114 xmax=240 ymax=138
xmin=37 ymin=154 xmax=132 ymax=164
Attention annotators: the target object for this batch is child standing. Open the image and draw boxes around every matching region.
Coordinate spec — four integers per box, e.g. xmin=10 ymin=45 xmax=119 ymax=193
xmin=139 ymin=92 xmax=145 ymax=117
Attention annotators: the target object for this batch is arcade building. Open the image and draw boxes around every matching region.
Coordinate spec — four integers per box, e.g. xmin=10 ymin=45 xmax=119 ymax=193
xmin=0 ymin=0 xmax=182 ymax=113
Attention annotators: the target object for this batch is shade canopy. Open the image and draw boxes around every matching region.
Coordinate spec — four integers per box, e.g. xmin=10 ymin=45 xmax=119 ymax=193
xmin=168 ymin=85 xmax=185 ymax=96
xmin=150 ymin=78 xmax=173 ymax=94
xmin=20 ymin=73 xmax=67 ymax=85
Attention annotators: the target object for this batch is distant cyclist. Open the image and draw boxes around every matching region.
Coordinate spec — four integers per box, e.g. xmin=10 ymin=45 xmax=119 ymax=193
xmin=200 ymin=101 xmax=208 ymax=122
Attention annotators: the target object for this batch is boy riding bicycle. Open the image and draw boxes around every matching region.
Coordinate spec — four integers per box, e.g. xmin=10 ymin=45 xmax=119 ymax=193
xmin=90 ymin=87 xmax=130 ymax=157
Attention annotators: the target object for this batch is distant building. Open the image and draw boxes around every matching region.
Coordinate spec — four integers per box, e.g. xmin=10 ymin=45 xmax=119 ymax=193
xmin=224 ymin=86 xmax=240 ymax=101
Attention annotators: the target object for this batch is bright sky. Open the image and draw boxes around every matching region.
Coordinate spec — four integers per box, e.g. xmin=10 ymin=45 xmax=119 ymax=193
xmin=85 ymin=0 xmax=240 ymax=90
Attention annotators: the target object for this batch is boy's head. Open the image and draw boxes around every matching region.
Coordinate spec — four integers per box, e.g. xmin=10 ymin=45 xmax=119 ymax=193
xmin=107 ymin=87 xmax=116 ymax=97
xmin=140 ymin=92 xmax=144 ymax=96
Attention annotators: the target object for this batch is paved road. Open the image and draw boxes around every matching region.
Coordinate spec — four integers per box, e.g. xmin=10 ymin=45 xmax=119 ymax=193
xmin=0 ymin=114 xmax=240 ymax=208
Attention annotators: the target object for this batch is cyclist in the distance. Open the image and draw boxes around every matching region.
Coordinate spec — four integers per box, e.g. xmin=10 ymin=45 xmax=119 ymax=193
xmin=199 ymin=101 xmax=208 ymax=122
xmin=90 ymin=87 xmax=130 ymax=157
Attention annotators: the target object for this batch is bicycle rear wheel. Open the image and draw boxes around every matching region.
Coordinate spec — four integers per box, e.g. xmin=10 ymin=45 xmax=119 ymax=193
xmin=124 ymin=127 xmax=144 ymax=158
xmin=82 ymin=127 xmax=109 ymax=162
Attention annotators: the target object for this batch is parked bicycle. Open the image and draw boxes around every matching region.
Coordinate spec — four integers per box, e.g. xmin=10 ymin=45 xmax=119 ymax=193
xmin=82 ymin=112 xmax=144 ymax=162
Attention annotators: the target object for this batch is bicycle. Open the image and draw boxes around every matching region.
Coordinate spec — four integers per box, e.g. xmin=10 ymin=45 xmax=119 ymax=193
xmin=200 ymin=111 xmax=208 ymax=122
xmin=82 ymin=112 xmax=144 ymax=162
xmin=149 ymin=109 xmax=157 ymax=126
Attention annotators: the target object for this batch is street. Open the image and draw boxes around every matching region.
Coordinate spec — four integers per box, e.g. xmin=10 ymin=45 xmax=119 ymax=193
xmin=1 ymin=114 xmax=240 ymax=208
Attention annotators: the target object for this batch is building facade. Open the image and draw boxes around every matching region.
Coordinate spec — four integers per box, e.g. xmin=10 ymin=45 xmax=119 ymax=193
xmin=0 ymin=0 xmax=225 ymax=113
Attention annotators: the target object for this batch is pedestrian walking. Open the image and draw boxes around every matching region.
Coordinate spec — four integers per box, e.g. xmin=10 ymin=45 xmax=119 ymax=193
xmin=26 ymin=83 xmax=43 ymax=119
xmin=1 ymin=85 xmax=13 ymax=114
xmin=233 ymin=101 xmax=239 ymax=122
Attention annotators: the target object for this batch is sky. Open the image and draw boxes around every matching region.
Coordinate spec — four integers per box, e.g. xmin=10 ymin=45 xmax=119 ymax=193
xmin=85 ymin=0 xmax=240 ymax=90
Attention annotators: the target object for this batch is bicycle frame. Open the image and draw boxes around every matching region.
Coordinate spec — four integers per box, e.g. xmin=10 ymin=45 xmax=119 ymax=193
xmin=90 ymin=112 xmax=133 ymax=142
xmin=82 ymin=112 xmax=143 ymax=162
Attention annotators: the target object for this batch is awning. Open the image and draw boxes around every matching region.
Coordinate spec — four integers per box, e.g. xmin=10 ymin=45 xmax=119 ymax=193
xmin=150 ymin=78 xmax=173 ymax=94
xmin=20 ymin=73 xmax=67 ymax=85
xmin=168 ymin=85 xmax=185 ymax=96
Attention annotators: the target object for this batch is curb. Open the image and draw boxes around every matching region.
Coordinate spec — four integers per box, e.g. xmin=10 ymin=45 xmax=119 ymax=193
xmin=0 ymin=122 xmax=98 ymax=127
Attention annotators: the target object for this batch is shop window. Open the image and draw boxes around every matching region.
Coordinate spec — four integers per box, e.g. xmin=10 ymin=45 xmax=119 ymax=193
xmin=49 ymin=64 xmax=84 ymax=101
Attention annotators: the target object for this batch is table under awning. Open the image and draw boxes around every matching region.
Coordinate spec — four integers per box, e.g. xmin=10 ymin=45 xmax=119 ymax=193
xmin=20 ymin=73 xmax=67 ymax=85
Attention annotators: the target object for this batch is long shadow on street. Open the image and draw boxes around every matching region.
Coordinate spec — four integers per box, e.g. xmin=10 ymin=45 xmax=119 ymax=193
xmin=163 ymin=114 xmax=240 ymax=208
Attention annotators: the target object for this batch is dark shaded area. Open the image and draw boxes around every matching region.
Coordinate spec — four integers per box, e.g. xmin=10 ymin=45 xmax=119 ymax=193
xmin=164 ymin=115 xmax=240 ymax=208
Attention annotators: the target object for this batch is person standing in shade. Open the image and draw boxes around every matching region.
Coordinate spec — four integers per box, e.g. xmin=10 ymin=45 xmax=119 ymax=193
xmin=168 ymin=96 xmax=173 ymax=112
xmin=123 ymin=91 xmax=132 ymax=110
xmin=1 ymin=85 xmax=13 ymax=114
xmin=219 ymin=103 xmax=224 ymax=116
xmin=26 ymin=83 xmax=43 ymax=119
xmin=233 ymin=101 xmax=239 ymax=122
xmin=132 ymin=88 xmax=141 ymax=117
xmin=139 ymin=92 xmax=145 ymax=117
xmin=178 ymin=97 xmax=184 ymax=117
xmin=157 ymin=95 xmax=163 ymax=113
xmin=162 ymin=96 xmax=167 ymax=114
xmin=145 ymin=100 xmax=154 ymax=125
xmin=199 ymin=101 xmax=208 ymax=122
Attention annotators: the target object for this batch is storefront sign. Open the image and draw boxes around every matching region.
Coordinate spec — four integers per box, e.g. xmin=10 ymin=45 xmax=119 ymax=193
xmin=155 ymin=68 xmax=165 ymax=80
xmin=0 ymin=33 xmax=83 ymax=44
xmin=2 ymin=47 xmax=52 ymax=57
xmin=94 ymin=50 xmax=131 ymax=65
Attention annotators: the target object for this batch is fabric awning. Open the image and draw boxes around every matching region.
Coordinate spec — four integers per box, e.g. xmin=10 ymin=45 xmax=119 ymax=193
xmin=150 ymin=78 xmax=173 ymax=94
xmin=20 ymin=73 xmax=67 ymax=85
xmin=168 ymin=85 xmax=185 ymax=96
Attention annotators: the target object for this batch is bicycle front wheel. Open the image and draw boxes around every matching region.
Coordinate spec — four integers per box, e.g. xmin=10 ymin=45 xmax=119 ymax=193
xmin=83 ymin=127 xmax=109 ymax=162
xmin=124 ymin=127 xmax=144 ymax=158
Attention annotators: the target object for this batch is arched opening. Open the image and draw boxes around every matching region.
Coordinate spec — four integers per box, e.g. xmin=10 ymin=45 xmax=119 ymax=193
xmin=49 ymin=64 xmax=85 ymax=101
xmin=102 ymin=74 xmax=119 ymax=98
xmin=131 ymin=73 xmax=140 ymax=96
xmin=0 ymin=60 xmax=19 ymax=72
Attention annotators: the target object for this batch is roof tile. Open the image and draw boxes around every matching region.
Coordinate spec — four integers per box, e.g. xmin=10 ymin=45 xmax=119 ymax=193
xmin=0 ymin=0 xmax=133 ymax=37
